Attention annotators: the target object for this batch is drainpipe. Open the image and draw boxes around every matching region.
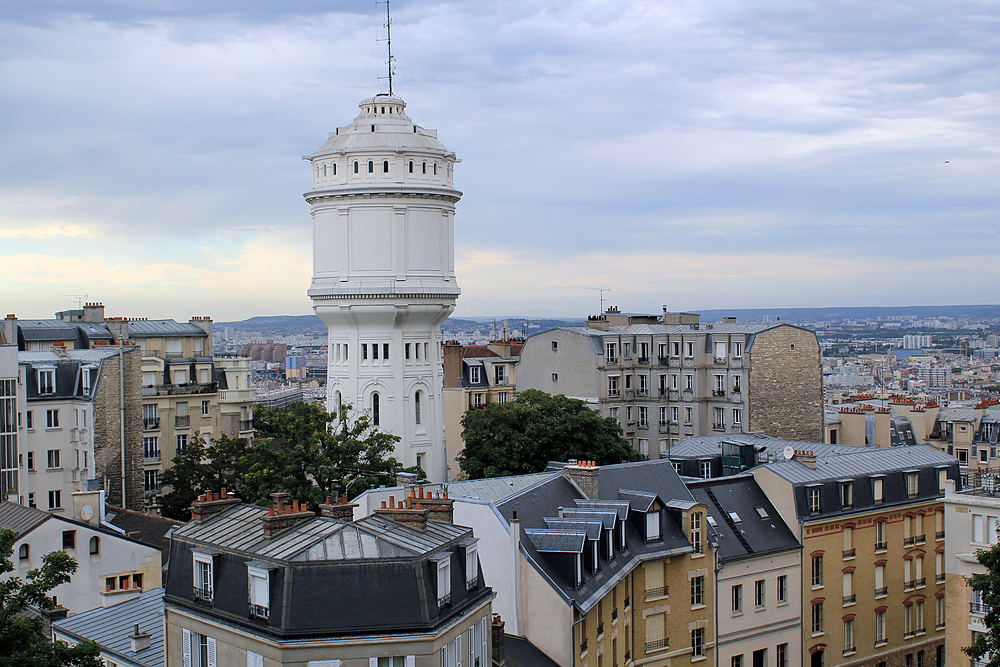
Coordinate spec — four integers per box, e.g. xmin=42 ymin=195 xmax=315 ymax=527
xmin=714 ymin=542 xmax=722 ymax=667
xmin=119 ymin=347 xmax=126 ymax=509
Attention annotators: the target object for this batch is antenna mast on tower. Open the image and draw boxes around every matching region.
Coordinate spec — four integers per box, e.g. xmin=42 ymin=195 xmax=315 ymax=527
xmin=376 ymin=0 xmax=396 ymax=95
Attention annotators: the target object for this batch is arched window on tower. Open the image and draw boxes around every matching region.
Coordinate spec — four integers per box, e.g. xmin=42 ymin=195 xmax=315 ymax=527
xmin=422 ymin=161 xmax=426 ymax=174
xmin=408 ymin=161 xmax=413 ymax=173
xmin=332 ymin=163 xmax=336 ymax=175
xmin=368 ymin=161 xmax=374 ymax=173
xmin=372 ymin=393 xmax=380 ymax=427
xmin=415 ymin=391 xmax=422 ymax=425
xmin=354 ymin=161 xmax=359 ymax=174
xmin=433 ymin=162 xmax=438 ymax=175
xmin=89 ymin=536 xmax=100 ymax=555
xmin=383 ymin=160 xmax=389 ymax=173
xmin=334 ymin=390 xmax=342 ymax=408
xmin=321 ymin=164 xmax=327 ymax=177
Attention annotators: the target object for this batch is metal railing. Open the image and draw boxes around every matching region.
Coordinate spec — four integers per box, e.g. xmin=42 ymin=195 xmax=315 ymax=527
xmin=904 ymin=536 xmax=915 ymax=547
xmin=937 ymin=530 xmax=946 ymax=540
xmin=142 ymin=418 xmax=160 ymax=430
xmin=714 ymin=357 xmax=727 ymax=364
xmin=971 ymin=602 xmax=989 ymax=615
xmin=843 ymin=594 xmax=856 ymax=605
xmin=915 ymin=534 xmax=926 ymax=544
xmin=146 ymin=382 xmax=217 ymax=397
xmin=175 ymin=415 xmax=190 ymax=428
xmin=249 ymin=604 xmax=269 ymax=620
xmin=713 ymin=389 xmax=726 ymax=397
xmin=843 ymin=549 xmax=856 ymax=559
xmin=193 ymin=586 xmax=213 ymax=603
xmin=637 ymin=357 xmax=650 ymax=365
xmin=645 ymin=638 xmax=669 ymax=652
xmin=937 ymin=573 xmax=946 ymax=583
xmin=874 ymin=586 xmax=887 ymax=597
xmin=658 ymin=357 xmax=669 ymax=366
xmin=875 ymin=541 xmax=888 ymax=551
xmin=438 ymin=592 xmax=451 ymax=608
xmin=904 ymin=580 xmax=915 ymax=591
xmin=915 ymin=577 xmax=926 ymax=588
xmin=645 ymin=586 xmax=669 ymax=601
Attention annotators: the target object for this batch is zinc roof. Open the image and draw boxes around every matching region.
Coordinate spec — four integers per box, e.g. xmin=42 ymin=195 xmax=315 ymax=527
xmin=550 ymin=321 xmax=787 ymax=338
xmin=760 ymin=444 xmax=956 ymax=484
xmin=447 ymin=471 xmax=558 ymax=503
xmin=126 ymin=320 xmax=208 ymax=338
xmin=53 ymin=588 xmax=164 ymax=667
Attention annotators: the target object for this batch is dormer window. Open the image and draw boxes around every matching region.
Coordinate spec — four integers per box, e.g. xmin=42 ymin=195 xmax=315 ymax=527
xmin=469 ymin=366 xmax=481 ymax=383
xmin=434 ymin=554 xmax=452 ymax=607
xmin=247 ymin=564 xmax=271 ymax=620
xmin=646 ymin=509 xmax=661 ymax=541
xmin=840 ymin=481 xmax=854 ymax=508
xmin=464 ymin=540 xmax=479 ymax=590
xmin=807 ymin=486 xmax=821 ymax=514
xmin=37 ymin=368 xmax=55 ymax=394
xmin=872 ymin=476 xmax=884 ymax=504
xmin=193 ymin=552 xmax=215 ymax=602
xmin=690 ymin=512 xmax=702 ymax=553
xmin=906 ymin=471 xmax=919 ymax=497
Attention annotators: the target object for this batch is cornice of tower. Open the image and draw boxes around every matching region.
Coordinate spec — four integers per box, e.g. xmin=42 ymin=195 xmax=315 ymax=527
xmin=304 ymin=188 xmax=462 ymax=205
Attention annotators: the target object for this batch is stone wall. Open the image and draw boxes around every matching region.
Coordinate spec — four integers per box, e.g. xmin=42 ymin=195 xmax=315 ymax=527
xmin=93 ymin=347 xmax=144 ymax=511
xmin=748 ymin=325 xmax=824 ymax=442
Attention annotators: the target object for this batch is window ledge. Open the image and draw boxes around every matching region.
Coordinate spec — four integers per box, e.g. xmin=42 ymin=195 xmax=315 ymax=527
xmin=691 ymin=656 xmax=706 ymax=663
xmin=754 ymin=606 xmax=766 ymax=612
xmin=46 ymin=467 xmax=63 ymax=472
xmin=776 ymin=601 xmax=789 ymax=607
xmin=690 ymin=553 xmax=705 ymax=559
xmin=812 ymin=585 xmax=824 ymax=591
xmin=690 ymin=604 xmax=706 ymax=611
xmin=732 ymin=611 xmax=743 ymax=617
xmin=875 ymin=641 xmax=887 ymax=648
xmin=811 ymin=632 xmax=825 ymax=638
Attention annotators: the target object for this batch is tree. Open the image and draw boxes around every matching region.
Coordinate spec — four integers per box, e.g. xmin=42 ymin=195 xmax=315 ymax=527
xmin=458 ymin=389 xmax=641 ymax=479
xmin=159 ymin=434 xmax=251 ymax=520
xmin=967 ymin=535 xmax=1000 ymax=666
xmin=245 ymin=402 xmax=413 ymax=506
xmin=0 ymin=529 xmax=103 ymax=667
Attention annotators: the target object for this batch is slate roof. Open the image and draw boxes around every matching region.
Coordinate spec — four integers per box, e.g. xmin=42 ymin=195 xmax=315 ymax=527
xmin=53 ymin=588 xmax=164 ymax=667
xmin=125 ymin=321 xmax=208 ymax=338
xmin=760 ymin=444 xmax=956 ymax=484
xmin=686 ymin=475 xmax=799 ymax=563
xmin=504 ymin=634 xmax=561 ymax=667
xmin=171 ymin=504 xmax=468 ymax=562
xmin=0 ymin=501 xmax=50 ymax=537
xmin=667 ymin=433 xmax=862 ymax=460
xmin=106 ymin=507 xmax=182 ymax=563
xmin=447 ymin=472 xmax=558 ymax=503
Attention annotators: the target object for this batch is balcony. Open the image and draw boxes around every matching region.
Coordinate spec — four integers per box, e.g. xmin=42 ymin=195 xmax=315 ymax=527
xmin=144 ymin=382 xmax=217 ymax=397
xmin=904 ymin=580 xmax=915 ymax=591
xmin=175 ymin=415 xmax=190 ymax=428
xmin=875 ymin=541 xmax=888 ymax=552
xmin=645 ymin=638 xmax=669 ymax=653
xmin=904 ymin=536 xmax=916 ymax=547
xmin=637 ymin=389 xmax=649 ymax=397
xmin=638 ymin=421 xmax=649 ymax=430
xmin=843 ymin=548 xmax=856 ymax=559
xmin=713 ymin=389 xmax=726 ymax=397
xmin=142 ymin=417 xmax=160 ymax=430
xmin=658 ymin=357 xmax=669 ymax=366
xmin=249 ymin=603 xmax=269 ymax=620
xmin=915 ymin=577 xmax=926 ymax=588
xmin=143 ymin=454 xmax=160 ymax=464
xmin=936 ymin=573 xmax=946 ymax=583
xmin=608 ymin=390 xmax=621 ymax=397
xmin=645 ymin=586 xmax=669 ymax=601
xmin=193 ymin=586 xmax=213 ymax=604
xmin=438 ymin=592 xmax=451 ymax=608
xmin=937 ymin=530 xmax=946 ymax=540
xmin=605 ymin=357 xmax=618 ymax=366
xmin=874 ymin=586 xmax=887 ymax=598
xmin=240 ymin=419 xmax=254 ymax=432
xmin=636 ymin=357 xmax=650 ymax=365
xmin=915 ymin=534 xmax=926 ymax=544
xmin=971 ymin=602 xmax=989 ymax=615
xmin=713 ymin=423 xmax=725 ymax=432
xmin=714 ymin=357 xmax=727 ymax=364
xmin=843 ymin=594 xmax=856 ymax=605
xmin=219 ymin=388 xmax=256 ymax=403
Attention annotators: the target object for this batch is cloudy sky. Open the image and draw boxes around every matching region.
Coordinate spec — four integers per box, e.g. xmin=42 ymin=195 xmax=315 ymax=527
xmin=1 ymin=0 xmax=998 ymax=322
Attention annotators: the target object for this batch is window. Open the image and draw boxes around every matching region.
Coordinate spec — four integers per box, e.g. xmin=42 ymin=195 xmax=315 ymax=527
xmin=37 ymin=368 xmax=55 ymax=394
xmin=670 ymin=341 xmax=680 ymax=357
xmin=606 ymin=342 xmax=618 ymax=363
xmin=907 ymin=472 xmax=919 ymax=497
xmin=714 ymin=374 xmax=725 ymax=394
xmin=465 ymin=540 xmax=479 ymax=588
xmin=916 ymin=600 xmax=925 ymax=632
xmin=383 ymin=343 xmax=389 ymax=360
xmin=700 ymin=460 xmax=711 ymax=479
xmin=646 ymin=510 xmax=661 ymax=541
xmin=685 ymin=341 xmax=694 ymax=358
xmin=609 ymin=407 xmax=619 ymax=423
xmin=872 ymin=476 xmax=884 ymax=503
xmin=470 ymin=366 xmax=481 ymax=383
xmin=733 ymin=408 xmax=742 ymax=425
xmin=811 ymin=554 xmax=823 ymax=587
xmin=808 ymin=487 xmax=821 ymax=514
xmin=733 ymin=341 xmax=743 ymax=357
xmin=27 ymin=493 xmax=35 ymax=508
xmin=672 ymin=406 xmax=679 ymax=422
xmin=936 ymin=595 xmax=945 ymax=628
xmin=608 ymin=375 xmax=619 ymax=396
xmin=685 ymin=406 xmax=693 ymax=423
xmin=248 ymin=651 xmax=264 ymax=667
xmin=89 ymin=536 xmax=100 ymax=555
xmin=436 ymin=557 xmax=451 ymax=606
xmin=46 ymin=410 xmax=59 ymax=428
xmin=143 ymin=437 xmax=159 ymax=460
xmin=639 ymin=438 xmax=649 ymax=457
xmin=177 ymin=434 xmax=188 ymax=452
xmin=732 ymin=657 xmax=743 ymax=667
xmin=713 ymin=407 xmax=725 ymax=430
xmin=194 ymin=553 xmax=214 ymax=601
xmin=876 ymin=520 xmax=887 ymax=550
xmin=905 ymin=604 xmax=914 ymax=636
xmin=354 ymin=160 xmax=359 ymax=173
xmin=47 ymin=449 xmax=60 ymax=469
xmin=670 ymin=373 xmax=678 ymax=389
xmin=843 ymin=571 xmax=853 ymax=604
xmin=495 ymin=364 xmax=506 ymax=385
xmin=732 ymin=584 xmax=743 ymax=613
xmin=777 ymin=575 xmax=787 ymax=603
xmin=843 ymin=526 xmax=854 ymax=558
xmin=638 ymin=374 xmax=648 ymax=394
xmin=62 ymin=530 xmax=75 ymax=549
xmin=684 ymin=374 xmax=694 ymax=390
xmin=732 ymin=375 xmax=741 ymax=392
xmin=776 ymin=643 xmax=787 ymax=667
xmin=843 ymin=618 xmax=855 ymax=654
xmin=26 ymin=451 xmax=33 ymax=471
xmin=691 ymin=628 xmax=704 ymax=657
xmin=383 ymin=159 xmax=389 ymax=173
xmin=49 ymin=490 xmax=62 ymax=510
xmin=368 ymin=160 xmax=374 ymax=173
xmin=414 ymin=391 xmax=421 ymax=425
xmin=638 ymin=406 xmax=648 ymax=427
xmin=372 ymin=393 xmax=380 ymax=426
xmin=755 ymin=579 xmax=765 ymax=608
xmin=690 ymin=576 xmax=704 ymax=606
xmin=201 ymin=400 xmax=209 ymax=416
xmin=690 ymin=512 xmax=702 ymax=553
xmin=841 ymin=482 xmax=853 ymax=508
xmin=26 ymin=411 xmax=32 ymax=429
xmin=18 ymin=544 xmax=28 ymax=560
xmin=144 ymin=470 xmax=159 ymax=493
xmin=875 ymin=609 xmax=886 ymax=643
xmin=248 ymin=565 xmax=270 ymax=619
xmin=811 ymin=602 xmax=823 ymax=634
xmin=422 ymin=161 xmax=427 ymax=174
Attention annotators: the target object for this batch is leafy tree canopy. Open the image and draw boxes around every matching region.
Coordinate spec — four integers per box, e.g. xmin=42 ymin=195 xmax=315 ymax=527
xmin=458 ymin=389 xmax=641 ymax=479
xmin=967 ymin=538 xmax=1000 ymax=666
xmin=159 ymin=402 xmax=417 ymax=518
xmin=0 ymin=529 xmax=102 ymax=667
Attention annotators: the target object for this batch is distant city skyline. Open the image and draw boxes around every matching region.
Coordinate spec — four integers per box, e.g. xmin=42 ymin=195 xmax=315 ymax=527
xmin=2 ymin=1 xmax=998 ymax=322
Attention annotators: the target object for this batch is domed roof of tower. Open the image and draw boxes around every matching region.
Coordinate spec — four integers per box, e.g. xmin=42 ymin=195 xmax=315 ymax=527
xmin=312 ymin=93 xmax=453 ymax=156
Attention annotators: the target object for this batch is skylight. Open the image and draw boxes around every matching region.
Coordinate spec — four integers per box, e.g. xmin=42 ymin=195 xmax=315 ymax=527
xmin=728 ymin=511 xmax=742 ymax=524
xmin=755 ymin=507 xmax=769 ymax=520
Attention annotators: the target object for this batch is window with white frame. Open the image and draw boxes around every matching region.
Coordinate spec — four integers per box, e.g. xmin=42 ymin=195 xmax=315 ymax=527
xmin=670 ymin=341 xmax=680 ymax=357
xmin=436 ymin=555 xmax=452 ymax=606
xmin=46 ymin=410 xmax=59 ymax=428
xmin=469 ymin=366 xmax=481 ymax=383
xmin=608 ymin=375 xmax=620 ymax=396
xmin=37 ymin=368 xmax=55 ymax=394
xmin=182 ymin=629 xmax=217 ymax=667
xmin=638 ymin=406 xmax=648 ymax=427
xmin=700 ymin=460 xmax=711 ymax=479
xmin=684 ymin=374 xmax=693 ymax=390
xmin=248 ymin=565 xmax=270 ymax=619
xmin=685 ymin=406 xmax=693 ymax=423
xmin=441 ymin=634 xmax=463 ymax=667
xmin=732 ymin=408 xmax=742 ymax=425
xmin=659 ymin=406 xmax=668 ymax=424
xmin=609 ymin=407 xmax=619 ymax=423
xmin=733 ymin=341 xmax=743 ymax=357
xmin=684 ymin=341 xmax=694 ymax=358
xmin=193 ymin=553 xmax=214 ymax=601
xmin=690 ymin=512 xmax=702 ymax=553
xmin=465 ymin=540 xmax=479 ymax=589
xmin=606 ymin=342 xmax=618 ymax=363
xmin=639 ymin=438 xmax=649 ymax=457
xmin=645 ymin=509 xmax=661 ymax=541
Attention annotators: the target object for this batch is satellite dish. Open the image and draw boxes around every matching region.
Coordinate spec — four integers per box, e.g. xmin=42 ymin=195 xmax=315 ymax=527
xmin=783 ymin=446 xmax=795 ymax=460
xmin=81 ymin=504 xmax=94 ymax=521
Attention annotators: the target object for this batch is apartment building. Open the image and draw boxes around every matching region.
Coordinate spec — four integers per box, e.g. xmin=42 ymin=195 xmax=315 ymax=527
xmin=686 ymin=475 xmax=802 ymax=666
xmin=164 ymin=491 xmax=492 ymax=667
xmin=1 ymin=304 xmax=254 ymax=512
xmin=752 ymin=445 xmax=960 ymax=667
xmin=357 ymin=459 xmax=718 ymax=667
xmin=0 ymin=496 xmax=162 ymax=615
xmin=1 ymin=346 xmax=17 ymax=503
xmin=442 ymin=338 xmax=522 ymax=480
xmin=517 ymin=308 xmax=823 ymax=457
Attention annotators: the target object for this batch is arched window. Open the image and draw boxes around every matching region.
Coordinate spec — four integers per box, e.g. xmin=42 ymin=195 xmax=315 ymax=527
xmin=334 ymin=390 xmax=342 ymax=407
xmin=321 ymin=164 xmax=326 ymax=177
xmin=422 ymin=161 xmax=426 ymax=174
xmin=332 ymin=163 xmax=336 ymax=175
xmin=372 ymin=393 xmax=380 ymax=427
xmin=408 ymin=161 xmax=413 ymax=173
xmin=368 ymin=161 xmax=374 ymax=173
xmin=18 ymin=544 xmax=28 ymax=560
xmin=383 ymin=160 xmax=389 ymax=173
xmin=415 ymin=391 xmax=421 ymax=425
xmin=354 ymin=161 xmax=359 ymax=174
xmin=89 ymin=536 xmax=100 ymax=555
xmin=433 ymin=162 xmax=438 ymax=175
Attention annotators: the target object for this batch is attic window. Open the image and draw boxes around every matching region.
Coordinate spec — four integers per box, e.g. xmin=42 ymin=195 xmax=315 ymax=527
xmin=645 ymin=510 xmax=661 ymax=541
xmin=707 ymin=515 xmax=718 ymax=527
xmin=728 ymin=511 xmax=742 ymax=524
xmin=755 ymin=507 xmax=769 ymax=520
xmin=37 ymin=368 xmax=55 ymax=394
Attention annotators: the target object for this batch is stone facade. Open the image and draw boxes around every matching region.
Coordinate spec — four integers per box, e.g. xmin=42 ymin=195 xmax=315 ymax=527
xmin=93 ymin=348 xmax=143 ymax=511
xmin=747 ymin=324 xmax=824 ymax=442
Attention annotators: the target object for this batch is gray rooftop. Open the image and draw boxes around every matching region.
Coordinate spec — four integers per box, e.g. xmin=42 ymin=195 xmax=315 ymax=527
xmin=0 ymin=501 xmax=50 ymax=537
xmin=125 ymin=320 xmax=208 ymax=338
xmin=668 ymin=433 xmax=866 ymax=460
xmin=545 ymin=321 xmax=796 ymax=339
xmin=172 ymin=504 xmax=469 ymax=562
xmin=446 ymin=471 xmax=558 ymax=503
xmin=53 ymin=588 xmax=164 ymax=667
xmin=759 ymin=444 xmax=956 ymax=484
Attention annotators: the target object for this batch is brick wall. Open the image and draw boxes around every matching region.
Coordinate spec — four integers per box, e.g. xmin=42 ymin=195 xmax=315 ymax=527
xmin=93 ymin=348 xmax=144 ymax=511
xmin=748 ymin=325 xmax=824 ymax=442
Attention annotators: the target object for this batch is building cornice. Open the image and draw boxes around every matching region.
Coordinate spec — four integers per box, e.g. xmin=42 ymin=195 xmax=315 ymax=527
xmin=304 ymin=189 xmax=461 ymax=205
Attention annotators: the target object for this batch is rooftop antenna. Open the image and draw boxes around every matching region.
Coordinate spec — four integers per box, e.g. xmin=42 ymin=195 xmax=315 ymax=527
xmin=62 ymin=294 xmax=89 ymax=309
xmin=588 ymin=287 xmax=611 ymax=313
xmin=376 ymin=0 xmax=396 ymax=96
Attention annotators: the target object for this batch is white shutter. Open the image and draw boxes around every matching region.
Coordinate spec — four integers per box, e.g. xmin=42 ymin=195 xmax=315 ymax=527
xmin=469 ymin=627 xmax=476 ymax=664
xmin=441 ymin=643 xmax=448 ymax=667
xmin=207 ymin=637 xmax=216 ymax=667
xmin=369 ymin=658 xmax=378 ymax=667
xmin=247 ymin=651 xmax=264 ymax=667
xmin=481 ymin=618 xmax=488 ymax=662
xmin=456 ymin=635 xmax=462 ymax=667
xmin=182 ymin=629 xmax=192 ymax=667
xmin=406 ymin=657 xmax=415 ymax=667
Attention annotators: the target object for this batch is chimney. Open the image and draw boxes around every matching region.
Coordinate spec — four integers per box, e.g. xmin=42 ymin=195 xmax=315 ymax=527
xmin=129 ymin=623 xmax=152 ymax=653
xmin=189 ymin=488 xmax=241 ymax=524
xmin=262 ymin=491 xmax=314 ymax=538
xmin=491 ymin=614 xmax=506 ymax=667
xmin=562 ymin=461 xmax=600 ymax=500
xmin=420 ymin=489 xmax=455 ymax=524
xmin=794 ymin=450 xmax=817 ymax=469
xmin=189 ymin=316 xmax=214 ymax=352
xmin=2 ymin=315 xmax=16 ymax=347
xmin=82 ymin=302 xmax=105 ymax=323
xmin=442 ymin=343 xmax=464 ymax=388
xmin=374 ymin=489 xmax=431 ymax=531
xmin=319 ymin=496 xmax=358 ymax=521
